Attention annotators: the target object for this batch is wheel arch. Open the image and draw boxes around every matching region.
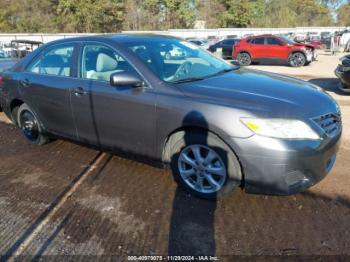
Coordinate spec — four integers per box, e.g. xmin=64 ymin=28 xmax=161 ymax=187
xmin=237 ymin=50 xmax=252 ymax=57
xmin=9 ymin=98 xmax=24 ymax=125
xmin=162 ymin=125 xmax=245 ymax=188
xmin=288 ymin=49 xmax=307 ymax=57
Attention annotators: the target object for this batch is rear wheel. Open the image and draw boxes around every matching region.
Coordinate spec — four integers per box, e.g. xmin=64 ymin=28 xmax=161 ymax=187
xmin=289 ymin=52 xmax=306 ymax=67
xmin=17 ymin=103 xmax=49 ymax=145
xmin=237 ymin=52 xmax=252 ymax=66
xmin=167 ymin=130 xmax=242 ymax=199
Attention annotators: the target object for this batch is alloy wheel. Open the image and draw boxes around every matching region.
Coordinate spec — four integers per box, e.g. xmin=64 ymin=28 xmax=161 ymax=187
xmin=178 ymin=144 xmax=227 ymax=194
xmin=290 ymin=53 xmax=306 ymax=67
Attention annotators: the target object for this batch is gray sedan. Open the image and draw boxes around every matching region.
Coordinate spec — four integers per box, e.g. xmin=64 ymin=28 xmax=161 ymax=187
xmin=0 ymin=34 xmax=342 ymax=199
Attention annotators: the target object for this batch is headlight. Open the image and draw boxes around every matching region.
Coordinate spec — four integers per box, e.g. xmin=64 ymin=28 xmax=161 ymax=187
xmin=340 ymin=56 xmax=348 ymax=63
xmin=241 ymin=118 xmax=320 ymax=140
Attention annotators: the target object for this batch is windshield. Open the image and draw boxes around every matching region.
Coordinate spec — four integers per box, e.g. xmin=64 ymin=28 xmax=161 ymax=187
xmin=124 ymin=38 xmax=236 ymax=83
xmin=280 ymin=36 xmax=295 ymax=45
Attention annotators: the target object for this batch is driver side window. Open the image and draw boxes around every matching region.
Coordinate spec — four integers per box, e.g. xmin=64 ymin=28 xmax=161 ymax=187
xmin=81 ymin=44 xmax=136 ymax=82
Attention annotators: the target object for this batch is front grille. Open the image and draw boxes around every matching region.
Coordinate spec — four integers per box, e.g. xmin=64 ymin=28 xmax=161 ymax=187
xmin=313 ymin=112 xmax=342 ymax=136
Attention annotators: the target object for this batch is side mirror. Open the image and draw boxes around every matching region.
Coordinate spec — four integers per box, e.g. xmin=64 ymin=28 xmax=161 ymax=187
xmin=110 ymin=72 xmax=144 ymax=88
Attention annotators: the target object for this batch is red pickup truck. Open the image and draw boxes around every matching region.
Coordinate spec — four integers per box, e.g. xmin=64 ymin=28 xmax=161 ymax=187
xmin=232 ymin=34 xmax=316 ymax=67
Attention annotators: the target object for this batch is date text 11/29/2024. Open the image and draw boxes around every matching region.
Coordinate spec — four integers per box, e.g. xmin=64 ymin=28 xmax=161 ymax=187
xmin=127 ymin=255 xmax=219 ymax=261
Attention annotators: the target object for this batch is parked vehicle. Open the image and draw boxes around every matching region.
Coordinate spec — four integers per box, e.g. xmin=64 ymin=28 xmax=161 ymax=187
xmin=0 ymin=50 xmax=9 ymax=59
xmin=0 ymin=40 xmax=42 ymax=73
xmin=164 ymin=46 xmax=187 ymax=60
xmin=188 ymin=39 xmax=210 ymax=50
xmin=233 ymin=34 xmax=316 ymax=67
xmin=307 ymin=35 xmax=322 ymax=49
xmin=306 ymin=32 xmax=320 ymax=42
xmin=341 ymin=32 xmax=350 ymax=50
xmin=208 ymin=38 xmax=239 ymax=59
xmin=335 ymin=55 xmax=350 ymax=92
xmin=294 ymin=33 xmax=307 ymax=43
xmin=320 ymin=32 xmax=332 ymax=49
xmin=0 ymin=34 xmax=342 ymax=199
xmin=226 ymin=35 xmax=238 ymax=39
xmin=243 ymin=34 xmax=254 ymax=38
xmin=321 ymin=31 xmax=332 ymax=40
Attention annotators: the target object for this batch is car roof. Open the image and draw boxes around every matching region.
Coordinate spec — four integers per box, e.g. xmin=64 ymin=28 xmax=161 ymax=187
xmin=45 ymin=33 xmax=180 ymax=46
xmin=250 ymin=34 xmax=277 ymax=38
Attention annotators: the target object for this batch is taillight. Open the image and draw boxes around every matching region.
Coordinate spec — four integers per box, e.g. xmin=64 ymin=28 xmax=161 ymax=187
xmin=0 ymin=75 xmax=4 ymax=86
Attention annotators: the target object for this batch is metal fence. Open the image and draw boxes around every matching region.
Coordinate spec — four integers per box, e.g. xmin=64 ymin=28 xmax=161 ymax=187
xmin=0 ymin=27 xmax=347 ymax=45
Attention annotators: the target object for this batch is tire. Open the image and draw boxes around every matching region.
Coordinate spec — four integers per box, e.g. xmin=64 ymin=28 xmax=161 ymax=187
xmin=17 ymin=103 xmax=49 ymax=145
xmin=167 ymin=130 xmax=242 ymax=199
xmin=237 ymin=52 xmax=252 ymax=66
xmin=289 ymin=52 xmax=306 ymax=67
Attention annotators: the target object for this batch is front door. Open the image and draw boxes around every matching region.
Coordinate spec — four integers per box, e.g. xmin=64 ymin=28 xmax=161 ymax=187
xmin=265 ymin=37 xmax=288 ymax=60
xmin=70 ymin=43 xmax=157 ymax=157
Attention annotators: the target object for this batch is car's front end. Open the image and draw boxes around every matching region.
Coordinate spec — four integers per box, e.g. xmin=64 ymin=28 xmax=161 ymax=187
xmin=230 ymin=113 xmax=341 ymax=195
xmin=123 ymin=35 xmax=342 ymax=198
xmin=177 ymin=68 xmax=342 ymax=196
xmin=335 ymin=55 xmax=350 ymax=92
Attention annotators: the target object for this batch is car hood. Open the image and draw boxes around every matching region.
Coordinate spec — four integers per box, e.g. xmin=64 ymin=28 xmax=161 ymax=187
xmin=341 ymin=55 xmax=350 ymax=66
xmin=176 ymin=68 xmax=339 ymax=118
xmin=293 ymin=42 xmax=315 ymax=50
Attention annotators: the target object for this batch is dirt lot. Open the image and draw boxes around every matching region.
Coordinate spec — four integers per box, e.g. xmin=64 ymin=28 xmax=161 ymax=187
xmin=0 ymin=51 xmax=350 ymax=260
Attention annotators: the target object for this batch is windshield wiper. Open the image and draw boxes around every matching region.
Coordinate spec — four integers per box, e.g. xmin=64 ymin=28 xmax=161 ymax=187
xmin=170 ymin=67 xmax=237 ymax=84
xmin=171 ymin=77 xmax=205 ymax=84
xmin=212 ymin=68 xmax=236 ymax=76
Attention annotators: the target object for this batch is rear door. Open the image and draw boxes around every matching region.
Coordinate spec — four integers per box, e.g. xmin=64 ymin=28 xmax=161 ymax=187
xmin=250 ymin=37 xmax=266 ymax=58
xmin=19 ymin=43 xmax=78 ymax=138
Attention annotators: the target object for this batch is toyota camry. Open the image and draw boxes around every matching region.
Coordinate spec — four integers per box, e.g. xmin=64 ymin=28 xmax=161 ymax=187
xmin=0 ymin=34 xmax=342 ymax=199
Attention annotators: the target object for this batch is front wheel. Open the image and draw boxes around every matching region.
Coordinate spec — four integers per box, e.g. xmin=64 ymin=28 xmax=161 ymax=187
xmin=289 ymin=52 xmax=306 ymax=67
xmin=168 ymin=130 xmax=242 ymax=199
xmin=17 ymin=103 xmax=49 ymax=145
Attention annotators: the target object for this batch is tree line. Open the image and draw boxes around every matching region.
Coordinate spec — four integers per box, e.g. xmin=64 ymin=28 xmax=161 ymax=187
xmin=0 ymin=0 xmax=349 ymax=33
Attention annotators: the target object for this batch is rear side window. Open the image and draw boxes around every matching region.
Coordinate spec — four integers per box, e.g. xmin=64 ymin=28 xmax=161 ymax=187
xmin=27 ymin=45 xmax=74 ymax=77
xmin=266 ymin=37 xmax=282 ymax=45
xmin=252 ymin=38 xmax=265 ymax=45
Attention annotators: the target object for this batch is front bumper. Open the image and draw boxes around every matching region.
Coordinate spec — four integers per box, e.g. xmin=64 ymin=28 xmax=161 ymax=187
xmin=306 ymin=52 xmax=313 ymax=62
xmin=228 ymin=131 xmax=341 ymax=195
xmin=335 ymin=65 xmax=350 ymax=91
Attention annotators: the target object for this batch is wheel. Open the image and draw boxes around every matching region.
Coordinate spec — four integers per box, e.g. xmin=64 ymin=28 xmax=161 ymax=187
xmin=17 ymin=103 xmax=49 ymax=145
xmin=237 ymin=52 xmax=251 ymax=66
xmin=289 ymin=52 xmax=306 ymax=67
xmin=167 ymin=130 xmax=242 ymax=199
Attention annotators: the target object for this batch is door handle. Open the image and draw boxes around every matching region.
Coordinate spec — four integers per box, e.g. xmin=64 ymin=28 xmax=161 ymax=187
xmin=72 ymin=87 xmax=87 ymax=96
xmin=20 ymin=79 xmax=30 ymax=87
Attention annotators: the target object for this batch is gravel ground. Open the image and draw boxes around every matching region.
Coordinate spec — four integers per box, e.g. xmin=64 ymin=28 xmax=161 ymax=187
xmin=0 ymin=52 xmax=349 ymax=260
